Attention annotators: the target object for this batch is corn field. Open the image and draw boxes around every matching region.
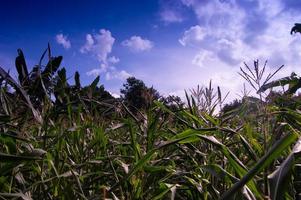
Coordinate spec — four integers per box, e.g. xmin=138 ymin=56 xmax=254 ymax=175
xmin=1 ymin=44 xmax=301 ymax=200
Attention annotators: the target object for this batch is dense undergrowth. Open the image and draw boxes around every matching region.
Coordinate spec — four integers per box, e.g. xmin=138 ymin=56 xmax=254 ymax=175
xmin=2 ymin=42 xmax=301 ymax=200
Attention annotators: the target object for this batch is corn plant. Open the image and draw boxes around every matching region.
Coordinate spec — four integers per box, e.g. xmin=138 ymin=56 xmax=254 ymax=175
xmin=1 ymin=44 xmax=301 ymax=200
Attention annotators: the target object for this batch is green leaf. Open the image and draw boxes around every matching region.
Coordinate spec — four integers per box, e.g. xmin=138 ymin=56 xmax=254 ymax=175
xmin=42 ymin=56 xmax=63 ymax=78
xmin=221 ymin=132 xmax=299 ymax=199
xmin=239 ymin=134 xmax=258 ymax=162
xmin=15 ymin=49 xmax=29 ymax=86
xmin=90 ymin=76 xmax=100 ymax=90
xmin=151 ymin=183 xmax=176 ymax=200
xmin=257 ymin=73 xmax=300 ymax=94
xmin=0 ymin=67 xmax=42 ymax=123
xmin=172 ymin=129 xmax=260 ymax=197
xmin=109 ymin=137 xmax=197 ymax=192
xmin=268 ymin=137 xmax=301 ymax=200
xmin=201 ymin=164 xmax=239 ymax=183
xmin=75 ymin=71 xmax=81 ymax=88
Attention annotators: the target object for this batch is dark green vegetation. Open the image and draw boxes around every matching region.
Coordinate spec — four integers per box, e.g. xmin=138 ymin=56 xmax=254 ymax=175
xmin=2 ymin=30 xmax=301 ymax=200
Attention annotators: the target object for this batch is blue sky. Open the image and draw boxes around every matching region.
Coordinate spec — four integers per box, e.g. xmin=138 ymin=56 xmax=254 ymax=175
xmin=1 ymin=0 xmax=301 ymax=99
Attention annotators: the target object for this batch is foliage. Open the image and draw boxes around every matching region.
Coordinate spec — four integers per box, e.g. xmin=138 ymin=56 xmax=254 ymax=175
xmin=160 ymin=95 xmax=185 ymax=112
xmin=221 ymin=99 xmax=242 ymax=113
xmin=1 ymin=33 xmax=301 ymax=199
xmin=120 ymin=77 xmax=160 ymax=111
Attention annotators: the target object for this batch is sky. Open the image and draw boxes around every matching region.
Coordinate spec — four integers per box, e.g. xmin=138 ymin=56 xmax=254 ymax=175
xmin=1 ymin=0 xmax=301 ymax=100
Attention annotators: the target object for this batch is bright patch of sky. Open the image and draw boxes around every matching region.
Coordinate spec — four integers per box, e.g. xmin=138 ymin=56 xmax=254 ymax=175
xmin=1 ymin=0 xmax=301 ymax=101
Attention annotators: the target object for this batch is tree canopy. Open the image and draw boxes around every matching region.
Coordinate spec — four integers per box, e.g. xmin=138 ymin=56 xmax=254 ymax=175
xmin=120 ymin=77 xmax=160 ymax=111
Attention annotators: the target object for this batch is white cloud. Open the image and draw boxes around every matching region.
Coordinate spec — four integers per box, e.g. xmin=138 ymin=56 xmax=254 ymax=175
xmin=160 ymin=10 xmax=183 ymax=23
xmin=80 ymin=29 xmax=115 ymax=63
xmin=178 ymin=0 xmax=301 ymax=68
xmin=86 ymin=69 xmax=103 ymax=77
xmin=80 ymin=34 xmax=94 ymax=53
xmin=86 ymin=63 xmax=109 ymax=77
xmin=82 ymin=29 xmax=127 ymax=80
xmin=180 ymin=0 xmax=195 ymax=7
xmin=86 ymin=67 xmax=130 ymax=81
xmin=128 ymin=0 xmax=301 ymax=104
xmin=107 ymin=56 xmax=120 ymax=64
xmin=179 ymin=25 xmax=206 ymax=46
xmin=86 ymin=61 xmax=130 ymax=81
xmin=56 ymin=34 xmax=71 ymax=49
xmin=258 ymin=0 xmax=284 ymax=18
xmin=122 ymin=36 xmax=153 ymax=52
xmin=110 ymin=92 xmax=120 ymax=98
xmin=105 ymin=70 xmax=131 ymax=80
xmin=82 ymin=0 xmax=301 ymax=103
xmin=193 ymin=0 xmax=246 ymax=40
xmin=171 ymin=0 xmax=301 ymax=101
xmin=192 ymin=50 xmax=215 ymax=67
xmin=119 ymin=70 xmax=131 ymax=79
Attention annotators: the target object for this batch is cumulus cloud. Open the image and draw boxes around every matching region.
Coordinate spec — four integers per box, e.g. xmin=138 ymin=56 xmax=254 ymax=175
xmin=179 ymin=25 xmax=206 ymax=46
xmin=179 ymin=0 xmax=301 ymax=68
xmin=105 ymin=70 xmax=131 ymax=81
xmin=144 ymin=0 xmax=301 ymax=102
xmin=122 ymin=36 xmax=153 ymax=52
xmin=80 ymin=29 xmax=115 ymax=64
xmin=56 ymin=34 xmax=71 ymax=49
xmin=80 ymin=34 xmax=94 ymax=53
xmin=82 ymin=29 xmax=129 ymax=80
xmin=84 ymin=0 xmax=301 ymax=99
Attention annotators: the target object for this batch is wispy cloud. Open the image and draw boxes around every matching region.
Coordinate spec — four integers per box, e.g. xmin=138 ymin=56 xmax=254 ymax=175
xmin=86 ymin=68 xmax=103 ymax=77
xmin=191 ymin=50 xmax=215 ymax=68
xmin=107 ymin=56 xmax=120 ymax=64
xmin=158 ymin=0 xmax=187 ymax=24
xmin=56 ymin=33 xmax=71 ymax=49
xmin=160 ymin=10 xmax=183 ymax=23
xmin=122 ymin=36 xmax=153 ymax=52
xmin=180 ymin=0 xmax=194 ymax=7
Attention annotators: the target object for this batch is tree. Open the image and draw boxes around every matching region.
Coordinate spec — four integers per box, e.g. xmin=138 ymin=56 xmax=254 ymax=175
xmin=161 ymin=95 xmax=184 ymax=111
xmin=120 ymin=77 xmax=160 ymax=111
xmin=221 ymin=99 xmax=242 ymax=113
